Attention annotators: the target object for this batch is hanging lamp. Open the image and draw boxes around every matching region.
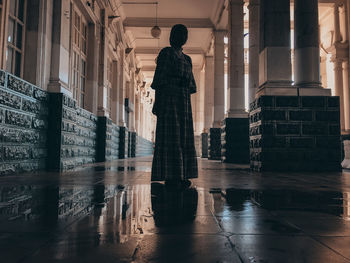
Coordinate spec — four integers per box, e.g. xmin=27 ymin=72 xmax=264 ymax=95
xmin=151 ymin=2 xmax=161 ymax=38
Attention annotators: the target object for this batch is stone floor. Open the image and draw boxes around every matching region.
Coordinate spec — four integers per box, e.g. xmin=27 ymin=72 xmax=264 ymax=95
xmin=1 ymin=157 xmax=350 ymax=263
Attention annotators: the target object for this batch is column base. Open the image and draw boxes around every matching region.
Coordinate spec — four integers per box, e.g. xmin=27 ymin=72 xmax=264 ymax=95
xmin=201 ymin=133 xmax=208 ymax=158
xmin=257 ymin=86 xmax=331 ymax=97
xmin=209 ymin=128 xmax=221 ymax=160
xmin=250 ymin=96 xmax=342 ymax=172
xmin=221 ymin=118 xmax=250 ymax=164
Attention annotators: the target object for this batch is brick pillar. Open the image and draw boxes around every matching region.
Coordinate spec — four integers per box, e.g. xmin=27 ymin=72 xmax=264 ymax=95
xmin=48 ymin=93 xmax=98 ymax=171
xmin=222 ymin=0 xmax=249 ymax=164
xmin=201 ymin=132 xmax=208 ymax=158
xmin=96 ymin=117 xmax=107 ymax=162
xmin=130 ymin=131 xmax=136 ymax=158
xmin=250 ymin=96 xmax=341 ymax=171
xmin=209 ymin=128 xmax=221 ymax=160
xmin=119 ymin=126 xmax=126 ymax=159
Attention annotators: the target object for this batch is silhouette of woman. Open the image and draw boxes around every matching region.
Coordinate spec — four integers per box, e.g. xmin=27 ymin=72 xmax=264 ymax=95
xmin=151 ymin=24 xmax=198 ymax=187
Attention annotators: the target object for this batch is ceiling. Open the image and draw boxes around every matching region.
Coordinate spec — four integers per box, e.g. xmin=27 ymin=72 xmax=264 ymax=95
xmin=118 ymin=0 xmax=339 ymax=84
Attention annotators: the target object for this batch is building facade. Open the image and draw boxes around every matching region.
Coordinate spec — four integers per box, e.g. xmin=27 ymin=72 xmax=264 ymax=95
xmin=0 ymin=0 xmax=349 ymax=174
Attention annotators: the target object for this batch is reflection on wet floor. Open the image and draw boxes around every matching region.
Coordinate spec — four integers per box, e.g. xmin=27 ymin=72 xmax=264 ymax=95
xmin=0 ymin=184 xmax=349 ymax=225
xmin=94 ymin=166 xmax=147 ymax=172
xmin=151 ymin=183 xmax=198 ymax=227
xmin=1 ymin=157 xmax=350 ymax=262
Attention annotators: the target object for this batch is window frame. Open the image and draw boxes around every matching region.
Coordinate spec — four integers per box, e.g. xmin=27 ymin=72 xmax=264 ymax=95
xmin=1 ymin=0 xmax=27 ymax=78
xmin=69 ymin=5 xmax=88 ymax=108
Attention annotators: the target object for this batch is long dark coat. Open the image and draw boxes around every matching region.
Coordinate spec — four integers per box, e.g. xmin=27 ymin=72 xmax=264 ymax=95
xmin=151 ymin=47 xmax=198 ymax=181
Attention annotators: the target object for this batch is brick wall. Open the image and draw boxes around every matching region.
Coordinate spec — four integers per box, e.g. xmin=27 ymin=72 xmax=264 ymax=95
xmin=48 ymin=94 xmax=97 ymax=170
xmin=106 ymin=120 xmax=120 ymax=161
xmin=96 ymin=117 xmax=120 ymax=162
xmin=136 ymin=135 xmax=153 ymax=157
xmin=250 ymin=96 xmax=341 ymax=171
xmin=118 ymin=127 xmax=128 ymax=159
xmin=221 ymin=118 xmax=250 ymax=163
xmin=201 ymin=132 xmax=208 ymax=158
xmin=0 ymin=71 xmax=48 ymax=174
xmin=209 ymin=128 xmax=221 ymax=160
xmin=0 ymin=71 xmax=152 ymax=175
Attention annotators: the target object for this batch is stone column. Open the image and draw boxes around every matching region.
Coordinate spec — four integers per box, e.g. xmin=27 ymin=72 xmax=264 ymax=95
xmin=294 ymin=0 xmax=330 ymax=96
xmin=47 ymin=0 xmax=71 ymax=94
xmin=209 ymin=31 xmax=225 ymax=160
xmin=340 ymin=3 xmax=350 ymax=132
xmin=334 ymin=3 xmax=342 ymax=43
xmin=249 ymin=0 xmax=341 ymax=171
xmin=221 ymin=0 xmax=249 ymax=163
xmin=202 ymin=56 xmax=214 ymax=158
xmin=333 ymin=59 xmax=345 ymax=131
xmin=257 ymin=0 xmax=293 ymax=96
xmin=111 ymin=60 xmax=119 ymax=124
xmin=213 ymin=31 xmax=226 ymax=128
xmin=248 ymin=0 xmax=260 ymax=104
xmin=343 ymin=61 xmax=350 ymax=131
xmin=332 ymin=3 xmax=349 ymax=132
xmin=226 ymin=0 xmax=246 ymax=118
xmin=97 ymin=10 xmax=108 ymax=117
xmin=129 ymin=72 xmax=136 ymax=132
xmin=192 ymin=67 xmax=203 ymax=157
xmin=118 ymin=49 xmax=126 ymax=127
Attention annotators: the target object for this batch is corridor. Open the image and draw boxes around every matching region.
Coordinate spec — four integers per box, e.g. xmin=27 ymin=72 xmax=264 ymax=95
xmin=1 ymin=157 xmax=350 ymax=263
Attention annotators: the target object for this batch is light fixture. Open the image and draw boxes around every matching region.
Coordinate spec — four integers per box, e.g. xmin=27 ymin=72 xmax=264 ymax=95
xmin=151 ymin=26 xmax=161 ymax=38
xmin=151 ymin=3 xmax=161 ymax=38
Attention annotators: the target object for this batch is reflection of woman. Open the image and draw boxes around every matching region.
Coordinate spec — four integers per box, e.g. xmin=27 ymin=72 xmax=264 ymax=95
xmin=151 ymin=182 xmax=198 ymax=226
xmin=151 ymin=24 xmax=198 ymax=186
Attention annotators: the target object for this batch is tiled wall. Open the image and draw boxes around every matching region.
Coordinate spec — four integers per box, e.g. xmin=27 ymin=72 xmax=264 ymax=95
xmin=48 ymin=93 xmax=97 ymax=170
xmin=136 ymin=135 xmax=153 ymax=157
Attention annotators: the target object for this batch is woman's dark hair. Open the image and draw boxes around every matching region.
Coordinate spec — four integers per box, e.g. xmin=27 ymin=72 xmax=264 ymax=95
xmin=170 ymin=24 xmax=188 ymax=48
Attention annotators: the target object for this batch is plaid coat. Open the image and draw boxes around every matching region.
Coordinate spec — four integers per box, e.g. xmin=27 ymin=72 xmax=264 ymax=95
xmin=151 ymin=47 xmax=198 ymax=181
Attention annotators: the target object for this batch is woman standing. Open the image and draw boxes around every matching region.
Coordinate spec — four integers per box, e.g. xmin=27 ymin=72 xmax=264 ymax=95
xmin=151 ymin=24 xmax=198 ymax=187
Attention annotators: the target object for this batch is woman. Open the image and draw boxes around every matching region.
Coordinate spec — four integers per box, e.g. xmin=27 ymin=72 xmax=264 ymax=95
xmin=151 ymin=24 xmax=198 ymax=187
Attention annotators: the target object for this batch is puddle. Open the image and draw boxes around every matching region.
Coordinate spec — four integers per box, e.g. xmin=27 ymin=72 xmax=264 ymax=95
xmin=93 ymin=166 xmax=150 ymax=172
xmin=1 ymin=183 xmax=349 ymax=244
xmin=213 ymin=188 xmax=348 ymax=218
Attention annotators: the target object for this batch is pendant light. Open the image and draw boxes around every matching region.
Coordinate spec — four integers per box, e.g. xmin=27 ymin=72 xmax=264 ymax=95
xmin=151 ymin=2 xmax=161 ymax=38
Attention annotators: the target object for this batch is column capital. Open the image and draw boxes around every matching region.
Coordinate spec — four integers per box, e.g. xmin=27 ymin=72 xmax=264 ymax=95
xmin=330 ymin=42 xmax=349 ymax=61
xmin=225 ymin=110 xmax=248 ymax=118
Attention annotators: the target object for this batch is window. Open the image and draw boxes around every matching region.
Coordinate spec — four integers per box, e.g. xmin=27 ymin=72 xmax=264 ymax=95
xmin=70 ymin=8 xmax=87 ymax=108
xmin=5 ymin=0 xmax=26 ymax=77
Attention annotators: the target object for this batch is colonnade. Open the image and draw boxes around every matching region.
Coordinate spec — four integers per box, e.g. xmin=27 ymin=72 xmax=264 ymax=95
xmin=197 ymin=0 xmax=345 ymax=169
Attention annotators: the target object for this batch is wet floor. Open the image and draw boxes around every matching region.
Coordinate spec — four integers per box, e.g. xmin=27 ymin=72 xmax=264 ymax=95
xmin=1 ymin=157 xmax=350 ymax=262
